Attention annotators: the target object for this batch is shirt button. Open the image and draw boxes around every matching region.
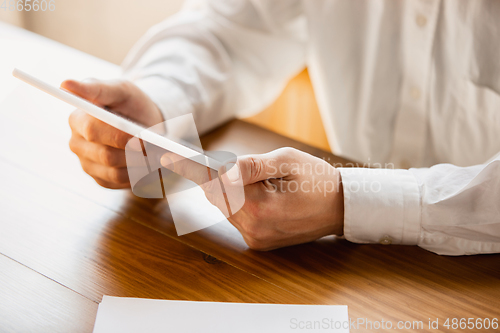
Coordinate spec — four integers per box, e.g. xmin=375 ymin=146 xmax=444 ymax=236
xmin=379 ymin=236 xmax=393 ymax=245
xmin=416 ymin=14 xmax=427 ymax=27
xmin=410 ymin=87 xmax=421 ymax=100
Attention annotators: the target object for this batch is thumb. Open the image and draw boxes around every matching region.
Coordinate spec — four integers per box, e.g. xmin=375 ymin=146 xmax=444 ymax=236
xmin=221 ymin=153 xmax=288 ymax=186
xmin=60 ymin=79 xmax=128 ymax=106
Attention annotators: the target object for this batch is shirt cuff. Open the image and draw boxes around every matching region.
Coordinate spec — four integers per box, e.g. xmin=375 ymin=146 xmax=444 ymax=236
xmin=129 ymin=76 xmax=195 ymax=122
xmin=338 ymin=167 xmax=422 ymax=245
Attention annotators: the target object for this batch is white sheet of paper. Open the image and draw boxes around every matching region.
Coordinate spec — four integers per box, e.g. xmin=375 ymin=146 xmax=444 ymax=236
xmin=93 ymin=296 xmax=349 ymax=333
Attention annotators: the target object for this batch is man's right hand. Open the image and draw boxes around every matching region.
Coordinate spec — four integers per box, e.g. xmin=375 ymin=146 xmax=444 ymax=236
xmin=62 ymin=79 xmax=163 ymax=189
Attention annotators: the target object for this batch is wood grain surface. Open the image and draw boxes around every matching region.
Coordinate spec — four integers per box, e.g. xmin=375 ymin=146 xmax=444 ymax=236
xmin=0 ymin=157 xmax=306 ymax=303
xmin=1 ymin=22 xmax=499 ymax=333
xmin=1 ymin=117 xmax=498 ymax=332
xmin=102 ymin=121 xmax=500 ymax=331
xmin=0 ymin=253 xmax=97 ymax=333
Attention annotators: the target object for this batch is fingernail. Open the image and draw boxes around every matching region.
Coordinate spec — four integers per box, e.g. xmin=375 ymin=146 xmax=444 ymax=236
xmin=225 ymin=162 xmax=239 ymax=182
xmin=128 ymin=138 xmax=142 ymax=152
xmin=60 ymin=79 xmax=76 ymax=90
xmin=161 ymin=155 xmax=173 ymax=168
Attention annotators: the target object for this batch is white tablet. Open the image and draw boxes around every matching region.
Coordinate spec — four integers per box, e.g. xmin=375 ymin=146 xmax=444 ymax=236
xmin=12 ymin=68 xmax=222 ymax=171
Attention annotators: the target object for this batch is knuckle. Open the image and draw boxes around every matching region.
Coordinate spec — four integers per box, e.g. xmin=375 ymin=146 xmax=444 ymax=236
xmin=99 ymin=147 xmax=116 ymax=166
xmin=248 ymin=156 xmax=264 ymax=181
xmin=68 ymin=109 xmax=84 ymax=132
xmin=68 ymin=111 xmax=77 ymax=128
xmin=108 ymin=167 xmax=128 ymax=184
xmin=278 ymin=147 xmax=298 ymax=159
xmin=93 ymin=177 xmax=108 ymax=188
xmin=112 ymin=131 xmax=128 ymax=149
xmin=90 ymin=82 xmax=103 ymax=102
xmin=82 ymin=119 xmax=97 ymax=142
xmin=79 ymin=159 xmax=92 ymax=175
xmin=68 ymin=136 xmax=78 ymax=154
xmin=93 ymin=177 xmax=115 ymax=190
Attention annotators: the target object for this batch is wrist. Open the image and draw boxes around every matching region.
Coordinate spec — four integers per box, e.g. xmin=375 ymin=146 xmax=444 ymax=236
xmin=334 ymin=171 xmax=345 ymax=236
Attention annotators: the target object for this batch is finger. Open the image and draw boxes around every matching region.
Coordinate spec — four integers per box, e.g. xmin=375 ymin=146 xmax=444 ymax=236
xmin=61 ymin=79 xmax=129 ymax=107
xmin=69 ymin=134 xmax=128 ymax=167
xmin=79 ymin=158 xmax=130 ymax=185
xmin=69 ymin=109 xmax=134 ymax=149
xmin=218 ymin=161 xmax=245 ymax=216
xmin=70 ymin=133 xmax=146 ymax=167
xmin=227 ymin=148 xmax=296 ymax=186
xmin=161 ymin=152 xmax=230 ymax=216
xmin=224 ymin=184 xmax=274 ymax=242
xmin=160 ymin=152 xmax=217 ymax=187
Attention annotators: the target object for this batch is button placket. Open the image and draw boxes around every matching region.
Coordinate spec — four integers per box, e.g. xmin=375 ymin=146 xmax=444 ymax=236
xmin=389 ymin=1 xmax=440 ymax=169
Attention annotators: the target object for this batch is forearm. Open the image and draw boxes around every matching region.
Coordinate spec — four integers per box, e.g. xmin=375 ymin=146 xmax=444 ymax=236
xmin=122 ymin=0 xmax=307 ymax=134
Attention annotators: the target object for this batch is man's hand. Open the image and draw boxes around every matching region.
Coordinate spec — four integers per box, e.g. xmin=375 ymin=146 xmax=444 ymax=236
xmin=62 ymin=79 xmax=163 ymax=189
xmin=161 ymin=147 xmax=344 ymax=251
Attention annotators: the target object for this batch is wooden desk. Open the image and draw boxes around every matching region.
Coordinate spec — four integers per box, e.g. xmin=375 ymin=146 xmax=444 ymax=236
xmin=0 ymin=23 xmax=499 ymax=333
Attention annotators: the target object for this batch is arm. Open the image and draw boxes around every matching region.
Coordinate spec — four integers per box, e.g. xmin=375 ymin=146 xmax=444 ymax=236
xmin=122 ymin=0 xmax=307 ymax=134
xmin=64 ymin=0 xmax=306 ymax=188
xmin=159 ymin=141 xmax=499 ymax=255
xmin=339 ymin=153 xmax=500 ymax=255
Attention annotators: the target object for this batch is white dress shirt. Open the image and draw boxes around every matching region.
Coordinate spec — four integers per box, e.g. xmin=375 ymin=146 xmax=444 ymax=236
xmin=122 ymin=0 xmax=500 ymax=255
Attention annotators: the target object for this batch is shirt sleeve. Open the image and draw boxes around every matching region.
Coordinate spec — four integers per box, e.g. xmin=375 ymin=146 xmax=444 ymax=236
xmin=338 ymin=153 xmax=500 ymax=255
xmin=121 ymin=0 xmax=307 ymax=134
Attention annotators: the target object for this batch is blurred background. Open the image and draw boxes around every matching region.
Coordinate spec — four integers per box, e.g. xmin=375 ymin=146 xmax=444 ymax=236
xmin=0 ymin=1 xmax=330 ymax=151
